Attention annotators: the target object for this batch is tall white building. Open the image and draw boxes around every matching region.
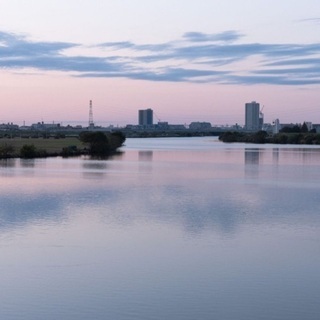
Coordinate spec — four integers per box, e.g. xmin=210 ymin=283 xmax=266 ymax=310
xmin=273 ymin=119 xmax=281 ymax=134
xmin=245 ymin=101 xmax=260 ymax=131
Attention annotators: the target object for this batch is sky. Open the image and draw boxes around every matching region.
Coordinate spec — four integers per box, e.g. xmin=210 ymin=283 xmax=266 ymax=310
xmin=0 ymin=0 xmax=320 ymax=126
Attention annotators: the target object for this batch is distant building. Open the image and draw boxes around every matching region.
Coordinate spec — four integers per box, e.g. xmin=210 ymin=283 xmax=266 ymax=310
xmin=31 ymin=122 xmax=60 ymax=131
xmin=0 ymin=123 xmax=19 ymax=131
xmin=167 ymin=124 xmax=186 ymax=130
xmin=157 ymin=122 xmax=169 ymax=130
xmin=273 ymin=119 xmax=281 ymax=134
xmin=189 ymin=122 xmax=212 ymax=131
xmin=139 ymin=109 xmax=153 ymax=126
xmin=261 ymin=123 xmax=273 ymax=133
xmin=304 ymin=122 xmax=313 ymax=131
xmin=259 ymin=109 xmax=264 ymax=129
xmin=313 ymin=124 xmax=320 ymax=133
xmin=245 ymin=101 xmax=260 ymax=131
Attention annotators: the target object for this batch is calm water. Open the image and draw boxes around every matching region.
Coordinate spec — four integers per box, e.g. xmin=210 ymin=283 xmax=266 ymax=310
xmin=0 ymin=137 xmax=320 ymax=320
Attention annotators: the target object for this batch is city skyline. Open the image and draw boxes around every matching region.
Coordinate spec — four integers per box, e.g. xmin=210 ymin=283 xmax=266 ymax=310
xmin=1 ymin=1 xmax=320 ymax=126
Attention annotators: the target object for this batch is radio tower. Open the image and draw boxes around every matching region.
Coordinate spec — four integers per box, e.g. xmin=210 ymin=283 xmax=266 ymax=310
xmin=89 ymin=100 xmax=94 ymax=128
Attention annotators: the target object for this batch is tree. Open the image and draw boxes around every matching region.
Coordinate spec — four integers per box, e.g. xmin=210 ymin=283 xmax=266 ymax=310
xmin=252 ymin=130 xmax=268 ymax=143
xmin=20 ymin=144 xmax=37 ymax=158
xmin=219 ymin=131 xmax=243 ymax=142
xmin=79 ymin=131 xmax=126 ymax=156
xmin=0 ymin=143 xmax=14 ymax=158
xmin=287 ymin=133 xmax=303 ymax=144
xmin=280 ymin=125 xmax=301 ymax=133
xmin=109 ymin=131 xmax=126 ymax=150
xmin=79 ymin=131 xmax=111 ymax=155
xmin=301 ymin=122 xmax=309 ymax=133
xmin=273 ymin=133 xmax=288 ymax=144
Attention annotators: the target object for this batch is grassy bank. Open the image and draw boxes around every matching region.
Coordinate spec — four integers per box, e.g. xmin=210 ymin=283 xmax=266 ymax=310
xmin=0 ymin=131 xmax=126 ymax=158
xmin=0 ymin=137 xmax=83 ymax=153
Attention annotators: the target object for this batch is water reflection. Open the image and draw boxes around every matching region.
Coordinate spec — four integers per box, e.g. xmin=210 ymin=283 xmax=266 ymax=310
xmin=273 ymin=148 xmax=279 ymax=164
xmin=0 ymin=193 xmax=66 ymax=231
xmin=82 ymin=160 xmax=108 ymax=170
xmin=1 ymin=138 xmax=320 ymax=320
xmin=81 ymin=159 xmax=108 ymax=178
xmin=244 ymin=148 xmax=260 ymax=165
xmin=0 ymin=159 xmax=17 ymax=177
xmin=244 ymin=148 xmax=261 ymax=178
xmin=0 ymin=141 xmax=320 ymax=237
xmin=0 ymin=150 xmax=320 ymax=237
xmin=138 ymin=150 xmax=153 ymax=173
xmin=20 ymin=158 xmax=35 ymax=167
xmin=139 ymin=150 xmax=153 ymax=161
xmin=0 ymin=158 xmax=16 ymax=168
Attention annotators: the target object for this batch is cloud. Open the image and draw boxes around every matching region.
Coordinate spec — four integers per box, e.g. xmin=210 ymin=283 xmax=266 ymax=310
xmin=1 ymin=30 xmax=320 ymax=85
xmin=265 ymin=58 xmax=320 ymax=67
xmin=224 ymin=75 xmax=320 ymax=86
xmin=99 ymin=41 xmax=171 ymax=52
xmin=298 ymin=17 xmax=320 ymax=24
xmin=183 ymin=30 xmax=243 ymax=43
xmin=0 ymin=31 xmax=75 ymax=56
xmin=78 ymin=67 xmax=227 ymax=83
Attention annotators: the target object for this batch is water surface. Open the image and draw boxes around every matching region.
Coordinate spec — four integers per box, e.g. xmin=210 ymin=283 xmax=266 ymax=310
xmin=0 ymin=137 xmax=319 ymax=320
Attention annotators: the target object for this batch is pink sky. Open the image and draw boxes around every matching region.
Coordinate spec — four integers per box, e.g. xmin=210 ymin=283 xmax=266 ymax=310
xmin=2 ymin=72 xmax=319 ymax=126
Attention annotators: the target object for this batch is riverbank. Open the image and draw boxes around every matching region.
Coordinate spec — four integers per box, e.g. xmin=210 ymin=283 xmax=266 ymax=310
xmin=0 ymin=131 xmax=126 ymax=158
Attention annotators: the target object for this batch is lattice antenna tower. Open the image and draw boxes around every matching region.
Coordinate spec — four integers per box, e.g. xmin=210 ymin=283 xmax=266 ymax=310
xmin=89 ymin=100 xmax=94 ymax=127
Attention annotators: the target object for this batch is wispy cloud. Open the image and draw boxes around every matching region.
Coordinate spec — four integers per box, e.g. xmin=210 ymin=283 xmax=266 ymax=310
xmin=1 ymin=30 xmax=320 ymax=85
xmin=0 ymin=31 xmax=75 ymax=56
xmin=183 ymin=31 xmax=243 ymax=43
xmin=298 ymin=17 xmax=320 ymax=24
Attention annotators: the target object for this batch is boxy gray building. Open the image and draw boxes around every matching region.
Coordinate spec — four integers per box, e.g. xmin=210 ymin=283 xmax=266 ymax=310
xmin=245 ymin=101 xmax=260 ymax=131
xmin=139 ymin=109 xmax=153 ymax=126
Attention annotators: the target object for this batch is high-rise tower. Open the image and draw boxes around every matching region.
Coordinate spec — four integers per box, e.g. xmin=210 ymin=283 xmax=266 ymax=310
xmin=138 ymin=108 xmax=153 ymax=126
xmin=245 ymin=101 xmax=260 ymax=131
xmin=89 ymin=100 xmax=94 ymax=128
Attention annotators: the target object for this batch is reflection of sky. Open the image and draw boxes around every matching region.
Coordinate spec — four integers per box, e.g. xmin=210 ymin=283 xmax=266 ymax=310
xmin=1 ymin=139 xmax=320 ymax=236
xmin=1 ymin=139 xmax=320 ymax=320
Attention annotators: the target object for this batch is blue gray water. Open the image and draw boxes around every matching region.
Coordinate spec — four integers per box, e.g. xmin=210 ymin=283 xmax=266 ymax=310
xmin=0 ymin=137 xmax=320 ymax=320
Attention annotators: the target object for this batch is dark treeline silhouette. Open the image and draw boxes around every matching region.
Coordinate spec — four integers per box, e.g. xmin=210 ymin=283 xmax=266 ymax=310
xmin=280 ymin=122 xmax=316 ymax=133
xmin=79 ymin=131 xmax=126 ymax=156
xmin=219 ymin=130 xmax=320 ymax=145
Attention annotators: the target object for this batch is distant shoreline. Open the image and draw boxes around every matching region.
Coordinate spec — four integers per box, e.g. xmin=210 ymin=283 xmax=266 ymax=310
xmin=219 ymin=131 xmax=320 ymax=145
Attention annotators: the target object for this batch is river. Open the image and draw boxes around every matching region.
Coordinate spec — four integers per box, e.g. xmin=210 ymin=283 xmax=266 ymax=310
xmin=0 ymin=137 xmax=319 ymax=320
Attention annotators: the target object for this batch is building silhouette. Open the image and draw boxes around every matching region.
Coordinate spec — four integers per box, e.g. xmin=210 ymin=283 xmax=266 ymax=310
xmin=139 ymin=109 xmax=153 ymax=126
xmin=245 ymin=101 xmax=260 ymax=131
xmin=89 ymin=100 xmax=94 ymax=128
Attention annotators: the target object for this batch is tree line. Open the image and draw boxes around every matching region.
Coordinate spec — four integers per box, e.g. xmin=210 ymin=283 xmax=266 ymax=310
xmin=219 ymin=129 xmax=320 ymax=145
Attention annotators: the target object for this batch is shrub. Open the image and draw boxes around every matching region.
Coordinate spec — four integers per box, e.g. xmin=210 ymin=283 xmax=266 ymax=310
xmin=20 ymin=144 xmax=37 ymax=158
xmin=79 ymin=131 xmax=110 ymax=155
xmin=0 ymin=143 xmax=15 ymax=158
xmin=273 ymin=133 xmax=288 ymax=144
xmin=61 ymin=145 xmax=80 ymax=157
xmin=79 ymin=131 xmax=126 ymax=156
